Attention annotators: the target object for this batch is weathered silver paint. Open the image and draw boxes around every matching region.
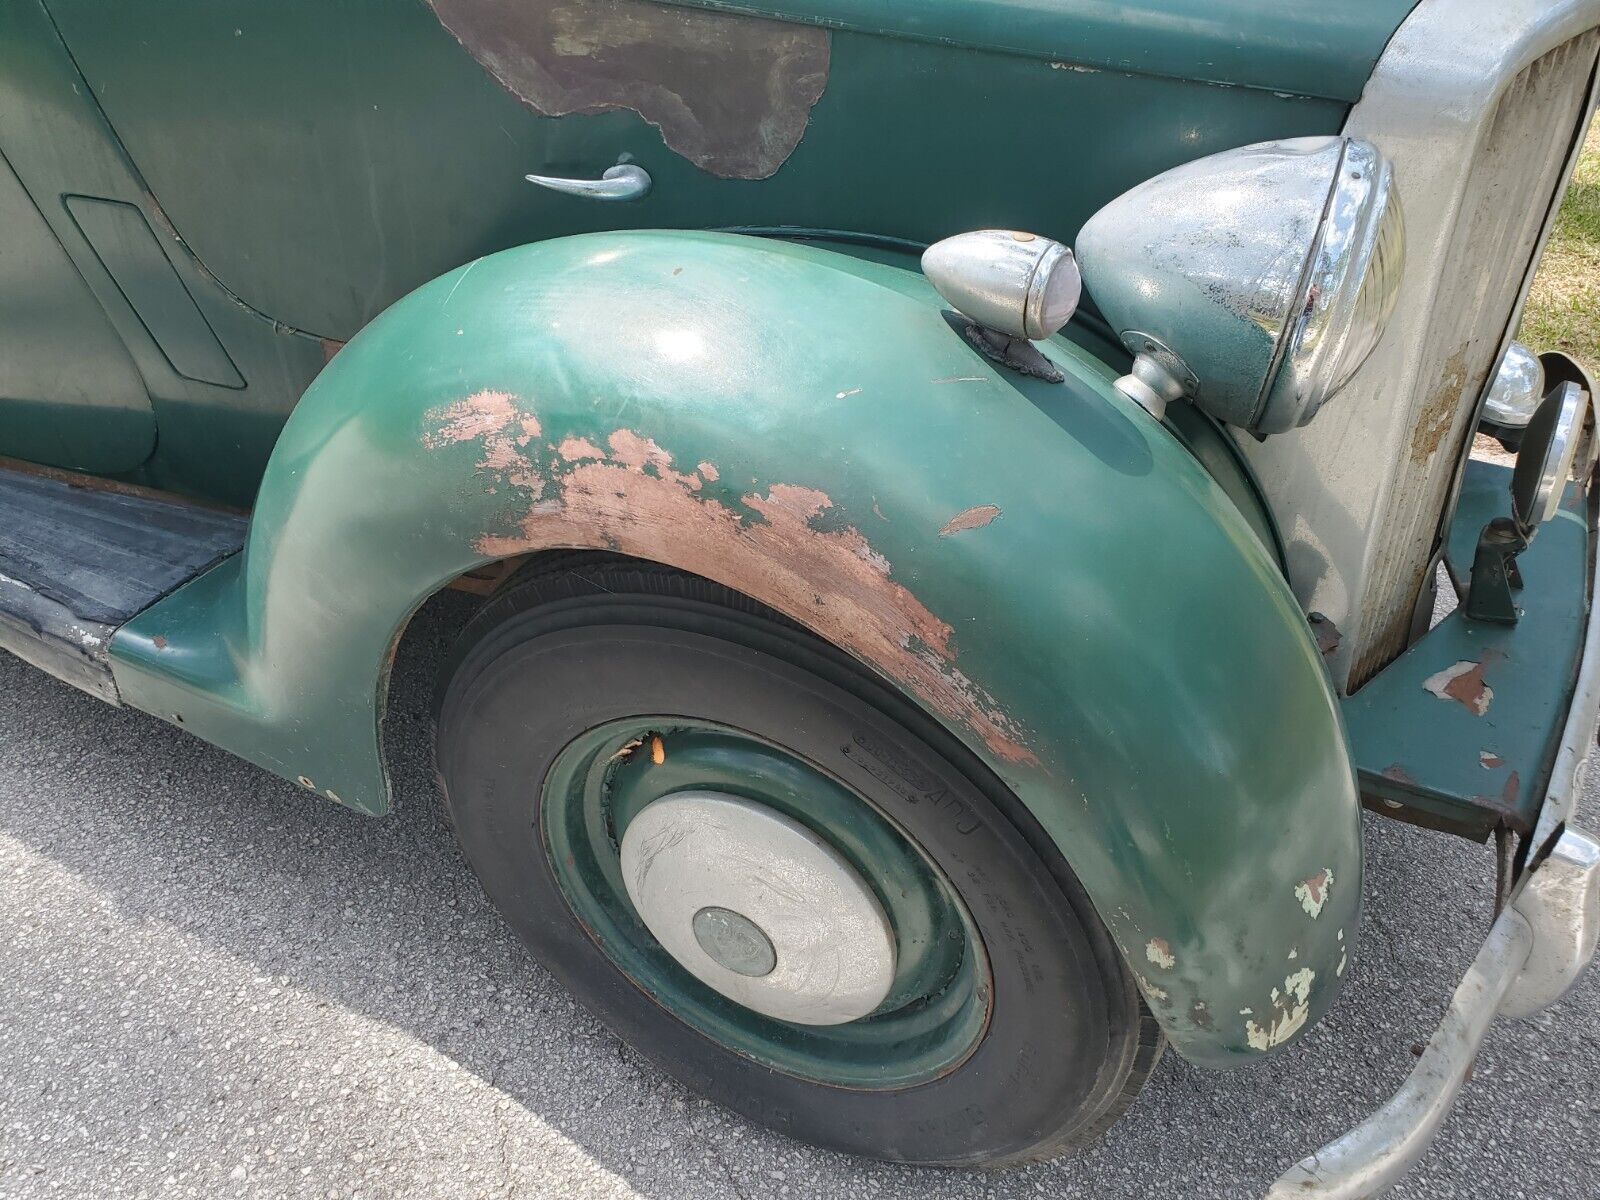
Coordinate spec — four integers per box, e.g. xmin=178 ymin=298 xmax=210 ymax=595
xmin=1501 ymin=827 xmax=1600 ymax=1018
xmin=1265 ymin=909 xmax=1537 ymax=1199
xmin=1076 ymin=136 xmax=1401 ymax=435
xmin=618 ymin=790 xmax=897 ymax=1025
xmin=1482 ymin=342 xmax=1545 ymax=429
xmin=920 ymin=230 xmax=1081 ymax=341
xmin=1240 ymin=0 xmax=1600 ymax=689
xmin=524 ymin=162 xmax=653 ymax=202
xmin=1114 ymin=331 xmax=1198 ymax=421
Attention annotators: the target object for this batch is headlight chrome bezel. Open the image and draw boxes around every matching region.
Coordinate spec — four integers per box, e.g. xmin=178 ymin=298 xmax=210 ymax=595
xmin=1076 ymin=135 xmax=1406 ymax=434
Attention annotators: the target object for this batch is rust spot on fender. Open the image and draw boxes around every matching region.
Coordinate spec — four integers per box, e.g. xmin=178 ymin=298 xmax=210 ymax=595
xmin=1422 ymin=659 xmax=1494 ymax=716
xmin=557 ymin=436 xmax=605 ymax=462
xmin=425 ymin=389 xmax=542 ymax=489
xmin=1480 ymin=750 xmax=1504 ymax=769
xmin=939 ymin=505 xmax=1001 ymax=537
xmin=426 ymin=395 xmax=1039 ymax=766
xmin=427 ymin=0 xmax=830 ymax=180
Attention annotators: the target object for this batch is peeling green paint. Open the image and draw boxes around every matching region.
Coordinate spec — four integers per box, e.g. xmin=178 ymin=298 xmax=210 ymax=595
xmin=109 ymin=230 xmax=1361 ymax=1066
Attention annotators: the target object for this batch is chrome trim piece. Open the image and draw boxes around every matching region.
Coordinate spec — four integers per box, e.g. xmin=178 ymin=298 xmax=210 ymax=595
xmin=921 ymin=229 xmax=1081 ymax=341
xmin=1268 ymin=824 xmax=1600 ymax=1198
xmin=1264 ymin=910 xmax=1537 ymax=1200
xmin=1518 ymin=381 xmax=1587 ymax=527
xmin=1240 ymin=0 xmax=1600 ymax=689
xmin=1076 ymin=136 xmax=1403 ymax=434
xmin=1265 ymin=140 xmax=1405 ymax=433
xmin=1502 ymin=828 xmax=1600 ymax=1017
xmin=525 ymin=162 xmax=653 ymax=202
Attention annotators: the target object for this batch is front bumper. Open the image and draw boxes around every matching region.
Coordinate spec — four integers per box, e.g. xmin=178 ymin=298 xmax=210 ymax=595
xmin=1266 ymin=468 xmax=1600 ymax=1198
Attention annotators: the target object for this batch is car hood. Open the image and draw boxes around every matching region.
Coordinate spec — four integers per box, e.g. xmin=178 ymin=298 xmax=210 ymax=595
xmin=662 ymin=0 xmax=1420 ymax=102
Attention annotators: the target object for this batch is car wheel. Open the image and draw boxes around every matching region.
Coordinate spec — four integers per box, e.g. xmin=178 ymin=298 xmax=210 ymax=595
xmin=434 ymin=553 xmax=1161 ymax=1166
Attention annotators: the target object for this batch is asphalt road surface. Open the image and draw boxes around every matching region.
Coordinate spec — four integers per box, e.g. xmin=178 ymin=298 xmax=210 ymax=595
xmin=1 ymin=592 xmax=1596 ymax=1200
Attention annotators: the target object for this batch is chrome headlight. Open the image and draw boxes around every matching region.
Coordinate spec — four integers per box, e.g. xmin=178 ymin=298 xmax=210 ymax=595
xmin=1076 ymin=136 xmax=1405 ymax=433
xmin=1482 ymin=342 xmax=1545 ymax=431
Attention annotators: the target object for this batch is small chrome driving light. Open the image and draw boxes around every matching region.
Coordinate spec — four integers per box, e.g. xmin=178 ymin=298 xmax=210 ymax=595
xmin=1513 ymin=381 xmax=1587 ymax=531
xmin=921 ymin=229 xmax=1081 ymax=341
xmin=1076 ymin=136 xmax=1405 ymax=432
xmin=1482 ymin=342 xmax=1545 ymax=430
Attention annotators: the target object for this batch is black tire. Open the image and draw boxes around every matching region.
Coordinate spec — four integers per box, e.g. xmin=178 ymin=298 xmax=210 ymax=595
xmin=435 ymin=553 xmax=1161 ymax=1167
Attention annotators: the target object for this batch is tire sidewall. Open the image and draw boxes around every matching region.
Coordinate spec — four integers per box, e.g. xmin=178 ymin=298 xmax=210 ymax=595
xmin=438 ymin=595 xmax=1131 ymax=1165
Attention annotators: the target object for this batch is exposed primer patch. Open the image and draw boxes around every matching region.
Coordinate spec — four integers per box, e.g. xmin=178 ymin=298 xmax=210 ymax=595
xmin=1245 ymin=967 xmax=1315 ymax=1051
xmin=427 ymin=0 xmax=830 ymax=180
xmin=939 ymin=505 xmax=1001 ymax=537
xmin=1423 ymin=659 xmax=1494 ymax=716
xmin=1136 ymin=974 xmax=1169 ymax=1003
xmin=424 ymin=390 xmax=543 ymax=489
xmin=1145 ymin=938 xmax=1176 ymax=970
xmin=1480 ymin=750 xmax=1505 ymax=769
xmin=1295 ymin=868 xmax=1333 ymax=919
xmin=557 ymin=435 xmax=605 ymax=462
xmin=427 ymin=394 xmax=1039 ymax=765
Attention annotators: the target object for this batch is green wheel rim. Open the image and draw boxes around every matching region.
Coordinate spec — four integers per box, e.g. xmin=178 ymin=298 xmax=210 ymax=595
xmin=541 ymin=717 xmax=992 ymax=1089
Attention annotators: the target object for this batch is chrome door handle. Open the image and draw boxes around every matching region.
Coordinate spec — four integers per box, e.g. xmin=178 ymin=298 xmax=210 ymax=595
xmin=524 ymin=163 xmax=652 ymax=202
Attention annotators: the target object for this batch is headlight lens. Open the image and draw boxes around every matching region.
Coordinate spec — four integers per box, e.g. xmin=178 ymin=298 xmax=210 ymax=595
xmin=1076 ymin=136 xmax=1405 ymax=434
xmin=1268 ymin=140 xmax=1405 ymax=429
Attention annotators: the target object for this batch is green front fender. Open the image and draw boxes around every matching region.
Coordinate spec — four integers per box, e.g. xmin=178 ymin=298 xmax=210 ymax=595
xmin=111 ymin=230 xmax=1360 ymax=1067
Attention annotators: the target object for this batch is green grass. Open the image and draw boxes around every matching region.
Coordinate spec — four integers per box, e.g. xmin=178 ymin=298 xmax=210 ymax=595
xmin=1520 ymin=115 xmax=1600 ymax=366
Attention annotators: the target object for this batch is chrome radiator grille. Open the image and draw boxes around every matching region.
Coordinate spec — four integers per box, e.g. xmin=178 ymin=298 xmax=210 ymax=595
xmin=1351 ymin=30 xmax=1599 ymax=684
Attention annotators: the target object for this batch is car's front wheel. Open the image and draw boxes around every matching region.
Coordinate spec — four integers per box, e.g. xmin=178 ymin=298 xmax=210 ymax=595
xmin=434 ymin=553 xmax=1160 ymax=1166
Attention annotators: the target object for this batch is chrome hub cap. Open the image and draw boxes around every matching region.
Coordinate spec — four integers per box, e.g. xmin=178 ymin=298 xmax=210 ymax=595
xmin=619 ymin=791 xmax=897 ymax=1025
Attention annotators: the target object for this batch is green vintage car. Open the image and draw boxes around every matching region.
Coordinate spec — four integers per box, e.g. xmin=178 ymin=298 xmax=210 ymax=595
xmin=1 ymin=0 xmax=1597 ymax=1192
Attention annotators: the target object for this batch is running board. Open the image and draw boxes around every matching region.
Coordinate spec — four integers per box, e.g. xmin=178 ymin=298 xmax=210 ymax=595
xmin=0 ymin=467 xmax=245 ymax=702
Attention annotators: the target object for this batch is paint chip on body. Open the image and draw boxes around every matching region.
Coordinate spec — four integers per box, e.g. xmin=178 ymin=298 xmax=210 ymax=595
xmin=1145 ymin=938 xmax=1176 ymax=969
xmin=939 ymin=505 xmax=1001 ymax=537
xmin=1423 ymin=659 xmax=1494 ymax=716
xmin=1295 ymin=868 xmax=1333 ymax=918
xmin=1245 ymin=967 xmax=1315 ymax=1051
